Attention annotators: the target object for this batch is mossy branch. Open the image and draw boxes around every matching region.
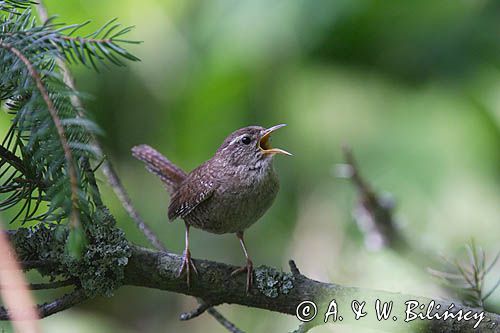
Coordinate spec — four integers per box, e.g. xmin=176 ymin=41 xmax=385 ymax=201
xmin=4 ymin=228 xmax=500 ymax=332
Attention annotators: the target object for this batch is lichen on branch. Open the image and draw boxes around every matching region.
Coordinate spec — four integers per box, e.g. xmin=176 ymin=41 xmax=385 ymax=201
xmin=9 ymin=206 xmax=130 ymax=298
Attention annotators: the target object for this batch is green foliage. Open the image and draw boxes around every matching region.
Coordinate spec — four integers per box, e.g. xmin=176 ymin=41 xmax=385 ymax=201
xmin=429 ymin=241 xmax=500 ymax=308
xmin=59 ymin=18 xmax=140 ymax=70
xmin=1 ymin=3 xmax=137 ymax=298
xmin=0 ymin=6 xmax=138 ymax=224
xmin=0 ymin=0 xmax=33 ymax=14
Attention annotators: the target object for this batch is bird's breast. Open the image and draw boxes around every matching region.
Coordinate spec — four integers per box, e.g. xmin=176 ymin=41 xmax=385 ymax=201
xmin=185 ymin=165 xmax=279 ymax=234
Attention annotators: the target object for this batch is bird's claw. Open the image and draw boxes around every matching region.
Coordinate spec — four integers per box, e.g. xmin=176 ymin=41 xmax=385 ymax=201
xmin=178 ymin=249 xmax=198 ymax=288
xmin=231 ymin=259 xmax=253 ymax=294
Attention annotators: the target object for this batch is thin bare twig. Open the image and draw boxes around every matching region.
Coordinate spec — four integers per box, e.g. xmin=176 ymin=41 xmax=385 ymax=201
xmin=34 ymin=4 xmax=243 ymax=332
xmin=37 ymin=289 xmax=87 ymax=318
xmin=288 ymin=260 xmax=301 ymax=277
xmin=1 ymin=279 xmax=76 ymax=291
xmin=180 ymin=301 xmax=211 ymax=321
xmin=206 ymin=307 xmax=245 ymax=333
xmin=100 ymin=163 xmax=167 ymax=251
xmin=0 ymin=288 xmax=88 ymax=320
xmin=338 ymin=146 xmax=401 ymax=251
xmin=28 ymin=279 xmax=76 ymax=290
xmin=289 ymin=322 xmax=317 ymax=333
xmin=36 ymin=1 xmax=167 ymax=253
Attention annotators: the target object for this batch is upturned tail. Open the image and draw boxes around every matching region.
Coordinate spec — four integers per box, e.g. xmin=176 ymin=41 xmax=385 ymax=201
xmin=131 ymin=144 xmax=187 ymax=194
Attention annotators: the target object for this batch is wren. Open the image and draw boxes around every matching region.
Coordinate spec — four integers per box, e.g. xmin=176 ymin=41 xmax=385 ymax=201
xmin=132 ymin=124 xmax=291 ymax=293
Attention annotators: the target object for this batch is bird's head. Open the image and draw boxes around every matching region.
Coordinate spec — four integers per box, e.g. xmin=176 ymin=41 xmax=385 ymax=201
xmin=216 ymin=124 xmax=291 ymax=168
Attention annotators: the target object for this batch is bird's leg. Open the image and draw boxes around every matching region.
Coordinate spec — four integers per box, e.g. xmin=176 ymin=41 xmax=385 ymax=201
xmin=178 ymin=222 xmax=198 ymax=287
xmin=231 ymin=231 xmax=253 ymax=294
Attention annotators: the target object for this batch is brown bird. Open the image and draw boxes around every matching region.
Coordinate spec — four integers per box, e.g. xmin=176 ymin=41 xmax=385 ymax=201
xmin=131 ymin=124 xmax=291 ymax=292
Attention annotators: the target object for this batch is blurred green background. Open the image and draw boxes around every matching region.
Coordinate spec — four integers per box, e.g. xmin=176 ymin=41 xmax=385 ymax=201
xmin=2 ymin=0 xmax=500 ymax=332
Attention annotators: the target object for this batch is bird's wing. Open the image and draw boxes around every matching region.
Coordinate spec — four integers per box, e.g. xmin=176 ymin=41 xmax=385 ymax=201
xmin=132 ymin=144 xmax=187 ymax=194
xmin=167 ymin=165 xmax=217 ymax=221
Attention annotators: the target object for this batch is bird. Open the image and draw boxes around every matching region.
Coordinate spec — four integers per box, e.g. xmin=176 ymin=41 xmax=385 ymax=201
xmin=131 ymin=124 xmax=291 ymax=293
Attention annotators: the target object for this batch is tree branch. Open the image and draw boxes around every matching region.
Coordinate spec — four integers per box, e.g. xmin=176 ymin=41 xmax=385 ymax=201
xmin=124 ymin=246 xmax=500 ymax=333
xmin=338 ymin=146 xmax=403 ymax=251
xmin=0 ymin=289 xmax=88 ymax=320
xmin=37 ymin=289 xmax=88 ymax=318
xmin=3 ymin=226 xmax=500 ymax=332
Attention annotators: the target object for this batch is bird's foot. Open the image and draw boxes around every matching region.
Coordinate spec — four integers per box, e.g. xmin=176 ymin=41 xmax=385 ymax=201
xmin=231 ymin=259 xmax=253 ymax=294
xmin=178 ymin=249 xmax=198 ymax=288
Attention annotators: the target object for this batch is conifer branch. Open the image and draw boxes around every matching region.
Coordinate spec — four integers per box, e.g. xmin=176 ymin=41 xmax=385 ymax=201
xmin=0 ymin=40 xmax=81 ymax=229
xmin=34 ymin=0 xmax=164 ymax=251
xmin=0 ymin=0 xmax=33 ymax=13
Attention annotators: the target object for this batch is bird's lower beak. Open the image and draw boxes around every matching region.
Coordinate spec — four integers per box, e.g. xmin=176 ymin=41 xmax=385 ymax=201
xmin=259 ymin=124 xmax=292 ymax=156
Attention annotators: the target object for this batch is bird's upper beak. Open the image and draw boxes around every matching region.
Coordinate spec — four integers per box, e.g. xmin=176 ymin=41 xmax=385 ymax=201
xmin=259 ymin=124 xmax=292 ymax=156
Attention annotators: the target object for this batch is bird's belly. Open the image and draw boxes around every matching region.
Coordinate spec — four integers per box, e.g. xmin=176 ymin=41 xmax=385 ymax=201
xmin=185 ymin=171 xmax=279 ymax=234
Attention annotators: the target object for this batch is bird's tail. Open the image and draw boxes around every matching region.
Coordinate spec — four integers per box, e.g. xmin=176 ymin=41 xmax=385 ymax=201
xmin=131 ymin=144 xmax=187 ymax=194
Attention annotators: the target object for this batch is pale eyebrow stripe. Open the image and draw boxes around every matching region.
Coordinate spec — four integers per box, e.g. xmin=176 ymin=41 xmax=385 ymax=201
xmin=229 ymin=135 xmax=245 ymax=146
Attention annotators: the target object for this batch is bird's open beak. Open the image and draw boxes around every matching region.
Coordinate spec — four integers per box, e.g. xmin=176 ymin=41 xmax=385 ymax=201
xmin=259 ymin=124 xmax=292 ymax=156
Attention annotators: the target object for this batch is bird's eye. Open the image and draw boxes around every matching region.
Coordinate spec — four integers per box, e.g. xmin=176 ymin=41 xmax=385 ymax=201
xmin=241 ymin=136 xmax=251 ymax=145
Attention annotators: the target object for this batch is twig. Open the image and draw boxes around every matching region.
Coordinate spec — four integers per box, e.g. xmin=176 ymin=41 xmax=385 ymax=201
xmin=99 ymin=162 xmax=167 ymax=251
xmin=339 ymin=146 xmax=403 ymax=251
xmin=179 ymin=297 xmax=244 ymax=333
xmin=37 ymin=289 xmax=87 ymax=318
xmin=34 ymin=5 xmax=242 ymax=332
xmin=288 ymin=260 xmax=301 ymax=277
xmin=289 ymin=322 xmax=317 ymax=333
xmin=486 ymin=251 xmax=500 ymax=274
xmin=206 ymin=307 xmax=245 ymax=333
xmin=0 ymin=289 xmax=88 ymax=320
xmin=1 ymin=279 xmax=76 ymax=291
xmin=483 ymin=278 xmax=500 ymax=302
xmin=29 ymin=279 xmax=76 ymax=290
xmin=430 ymin=242 xmax=500 ymax=308
xmin=179 ymin=301 xmax=211 ymax=321
xmin=35 ymin=0 xmax=166 ymax=254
